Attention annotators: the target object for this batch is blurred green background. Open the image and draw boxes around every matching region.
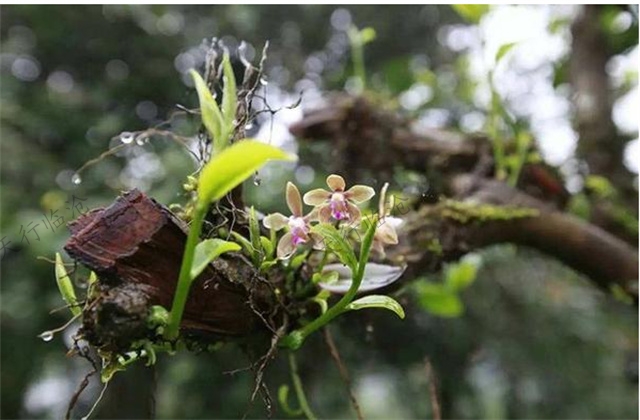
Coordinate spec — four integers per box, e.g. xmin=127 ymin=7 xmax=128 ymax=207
xmin=0 ymin=5 xmax=637 ymax=419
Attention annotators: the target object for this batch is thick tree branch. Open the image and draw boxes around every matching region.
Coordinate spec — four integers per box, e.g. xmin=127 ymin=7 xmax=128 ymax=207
xmin=393 ymin=177 xmax=638 ymax=297
xmin=290 ymin=94 xmax=638 ymax=299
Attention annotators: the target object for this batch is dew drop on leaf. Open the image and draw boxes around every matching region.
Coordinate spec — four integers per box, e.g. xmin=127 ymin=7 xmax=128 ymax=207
xmin=71 ymin=173 xmax=82 ymax=185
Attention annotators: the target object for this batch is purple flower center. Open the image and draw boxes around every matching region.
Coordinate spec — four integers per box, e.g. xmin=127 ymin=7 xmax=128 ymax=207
xmin=288 ymin=217 xmax=309 ymax=246
xmin=329 ymin=193 xmax=348 ymax=220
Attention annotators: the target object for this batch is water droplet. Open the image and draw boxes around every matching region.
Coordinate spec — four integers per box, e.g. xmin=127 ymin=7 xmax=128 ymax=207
xmin=244 ymin=123 xmax=254 ymax=130
xmin=366 ymin=324 xmax=374 ymax=333
xmin=71 ymin=173 xmax=82 ymax=185
xmin=259 ymin=77 xmax=268 ymax=86
xmin=120 ymin=131 xmax=134 ymax=144
xmin=39 ymin=331 xmax=54 ymax=342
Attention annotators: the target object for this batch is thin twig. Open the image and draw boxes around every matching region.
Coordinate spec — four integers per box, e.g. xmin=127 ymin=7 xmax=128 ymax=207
xmin=424 ymin=357 xmax=441 ymax=420
xmin=323 ymin=327 xmax=364 ymax=420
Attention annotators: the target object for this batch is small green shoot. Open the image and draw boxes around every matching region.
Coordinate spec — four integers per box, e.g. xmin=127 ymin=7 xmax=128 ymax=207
xmin=55 ymin=253 xmax=81 ymax=316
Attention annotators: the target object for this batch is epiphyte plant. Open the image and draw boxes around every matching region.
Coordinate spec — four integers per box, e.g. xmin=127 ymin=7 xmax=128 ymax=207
xmin=47 ymin=44 xmax=406 ymax=420
xmin=263 ymin=175 xmax=406 ymax=351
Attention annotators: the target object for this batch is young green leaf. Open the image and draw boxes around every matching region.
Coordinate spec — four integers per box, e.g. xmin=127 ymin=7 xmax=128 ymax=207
xmin=445 ymin=254 xmax=481 ymax=292
xmin=221 ymin=52 xmax=237 ymax=138
xmin=259 ymin=260 xmax=278 ymax=272
xmin=88 ymin=271 xmax=98 ymax=287
xmin=312 ymin=270 xmax=340 ymax=285
xmin=310 ymin=224 xmax=358 ymax=272
xmin=345 ymin=295 xmax=405 ymax=319
xmin=197 ymin=139 xmax=296 ymax=205
xmin=190 ymin=69 xmax=224 ymax=150
xmin=416 ymin=283 xmax=464 ymax=317
xmin=230 ymin=231 xmax=254 ymax=255
xmin=190 ymin=239 xmax=241 ymax=280
xmin=360 ymin=27 xmax=377 ymax=45
xmin=55 ymin=253 xmax=81 ymax=316
xmin=260 ymin=236 xmax=274 ymax=260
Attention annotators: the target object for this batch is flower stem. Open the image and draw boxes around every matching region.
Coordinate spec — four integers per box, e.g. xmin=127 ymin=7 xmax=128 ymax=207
xmin=288 ymin=351 xmax=317 ymax=420
xmin=165 ymin=203 xmax=207 ymax=341
xmin=292 ymin=217 xmax=378 ymax=345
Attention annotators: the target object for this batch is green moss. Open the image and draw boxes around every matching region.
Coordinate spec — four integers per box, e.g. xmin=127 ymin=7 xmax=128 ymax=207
xmin=426 ymin=238 xmax=443 ymax=256
xmin=439 ymin=199 xmax=539 ymax=224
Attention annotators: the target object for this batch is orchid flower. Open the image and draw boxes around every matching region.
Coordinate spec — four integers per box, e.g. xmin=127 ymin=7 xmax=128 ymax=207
xmin=303 ymin=174 xmax=375 ymax=224
xmin=370 ymin=182 xmax=401 ymax=256
xmin=263 ymin=182 xmax=318 ymax=259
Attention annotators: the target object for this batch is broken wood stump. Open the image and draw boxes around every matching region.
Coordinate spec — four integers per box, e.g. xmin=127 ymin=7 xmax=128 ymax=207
xmin=64 ymin=189 xmax=275 ymax=349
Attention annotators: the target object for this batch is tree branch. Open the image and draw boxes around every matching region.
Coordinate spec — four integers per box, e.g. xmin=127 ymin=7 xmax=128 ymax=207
xmin=290 ymin=94 xmax=638 ymax=299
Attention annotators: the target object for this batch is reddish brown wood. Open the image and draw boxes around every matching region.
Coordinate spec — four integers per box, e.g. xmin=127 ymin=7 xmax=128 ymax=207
xmin=65 ymin=189 xmax=270 ymax=338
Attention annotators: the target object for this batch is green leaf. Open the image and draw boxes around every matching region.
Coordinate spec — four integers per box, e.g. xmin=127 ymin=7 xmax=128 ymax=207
xmin=416 ymin=283 xmax=464 ymax=317
xmin=190 ymin=239 xmax=241 ymax=280
xmin=345 ymin=295 xmax=405 ymax=319
xmin=147 ymin=305 xmax=170 ymax=329
xmin=312 ymin=270 xmax=340 ymax=285
xmin=230 ymin=231 xmax=254 ymax=255
xmin=289 ymin=250 xmax=309 ymax=270
xmin=197 ymin=139 xmax=296 ymax=205
xmin=190 ymin=69 xmax=224 ymax=151
xmin=445 ymin=255 xmax=481 ymax=292
xmin=55 ymin=253 xmax=81 ymax=316
xmin=452 ymin=4 xmax=490 ymax=23
xmin=360 ymin=27 xmax=377 ymax=45
xmin=310 ymin=224 xmax=358 ymax=273
xmin=221 ymin=51 xmax=237 ymax=149
xmin=495 ymin=42 xmax=517 ymax=63
xmin=260 ymin=236 xmax=274 ymax=260
xmin=259 ymin=260 xmax=278 ymax=272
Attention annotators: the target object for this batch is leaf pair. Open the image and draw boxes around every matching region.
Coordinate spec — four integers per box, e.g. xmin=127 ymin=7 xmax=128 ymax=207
xmin=190 ymin=52 xmax=237 ymax=154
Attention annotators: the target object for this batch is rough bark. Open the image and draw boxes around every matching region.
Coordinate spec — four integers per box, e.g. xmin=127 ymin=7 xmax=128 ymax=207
xmin=64 ymin=189 xmax=276 ymax=345
xmin=290 ymin=94 xmax=638 ymax=299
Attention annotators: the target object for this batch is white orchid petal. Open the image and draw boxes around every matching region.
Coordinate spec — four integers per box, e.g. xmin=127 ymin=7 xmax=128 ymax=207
xmin=346 ymin=185 xmax=375 ymax=203
xmin=263 ymin=213 xmax=288 ymax=230
xmin=303 ymin=189 xmax=330 ymax=205
xmin=276 ymin=233 xmax=296 ymax=259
